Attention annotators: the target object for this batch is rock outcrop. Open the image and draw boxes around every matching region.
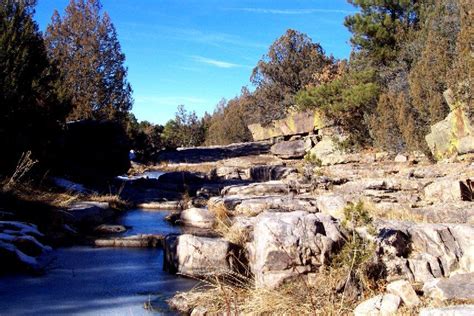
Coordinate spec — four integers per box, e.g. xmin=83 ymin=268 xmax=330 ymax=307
xmin=375 ymin=220 xmax=474 ymax=282
xmin=248 ymin=110 xmax=327 ymax=141
xmin=164 ymin=234 xmax=241 ymax=277
xmin=425 ymin=89 xmax=474 ymax=160
xmin=423 ymin=273 xmax=474 ymax=301
xmin=353 ymin=294 xmax=401 ymax=316
xmin=270 ymin=139 xmax=309 ymax=159
xmin=180 ymin=208 xmax=215 ymax=229
xmin=247 ymin=211 xmax=344 ymax=288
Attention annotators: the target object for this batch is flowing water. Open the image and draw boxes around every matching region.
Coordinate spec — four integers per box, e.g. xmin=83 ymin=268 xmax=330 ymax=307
xmin=0 ymin=209 xmax=196 ymax=315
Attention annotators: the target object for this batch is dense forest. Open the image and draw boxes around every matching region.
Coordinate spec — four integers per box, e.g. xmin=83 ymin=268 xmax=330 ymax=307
xmin=1 ymin=0 xmax=472 ymax=176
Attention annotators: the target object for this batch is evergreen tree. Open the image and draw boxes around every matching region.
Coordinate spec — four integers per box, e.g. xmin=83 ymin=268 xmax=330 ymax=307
xmin=344 ymin=0 xmax=420 ymax=66
xmin=251 ymin=29 xmax=334 ymax=123
xmin=0 ymin=0 xmax=68 ymax=172
xmin=45 ymin=0 xmax=132 ymax=121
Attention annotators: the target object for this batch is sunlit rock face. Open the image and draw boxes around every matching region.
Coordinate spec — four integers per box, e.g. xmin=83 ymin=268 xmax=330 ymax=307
xmin=425 ymin=88 xmax=474 ymax=160
xmin=248 ymin=110 xmax=328 ymax=141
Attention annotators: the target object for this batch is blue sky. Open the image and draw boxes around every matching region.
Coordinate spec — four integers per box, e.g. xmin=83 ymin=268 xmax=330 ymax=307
xmin=34 ymin=0 xmax=355 ymax=125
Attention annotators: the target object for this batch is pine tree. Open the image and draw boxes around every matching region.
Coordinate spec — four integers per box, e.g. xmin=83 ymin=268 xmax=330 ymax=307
xmin=0 ymin=0 xmax=67 ymax=172
xmin=251 ymin=29 xmax=334 ymax=123
xmin=344 ymin=0 xmax=420 ymax=67
xmin=45 ymin=0 xmax=132 ymax=121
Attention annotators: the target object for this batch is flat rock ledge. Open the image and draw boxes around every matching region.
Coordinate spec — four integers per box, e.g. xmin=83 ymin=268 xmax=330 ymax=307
xmin=94 ymin=234 xmax=164 ymax=248
xmin=420 ymin=305 xmax=474 ymax=316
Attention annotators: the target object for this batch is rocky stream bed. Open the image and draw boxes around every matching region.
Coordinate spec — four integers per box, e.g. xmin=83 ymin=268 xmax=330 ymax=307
xmin=1 ymin=137 xmax=473 ymax=315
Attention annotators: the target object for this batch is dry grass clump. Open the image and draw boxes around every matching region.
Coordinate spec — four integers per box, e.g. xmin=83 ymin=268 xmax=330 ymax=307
xmin=362 ymin=199 xmax=426 ymax=223
xmin=89 ymin=193 xmax=131 ymax=210
xmin=156 ymin=161 xmax=216 ymax=174
xmin=2 ymin=151 xmax=38 ymax=192
xmin=209 ymin=203 xmax=250 ymax=246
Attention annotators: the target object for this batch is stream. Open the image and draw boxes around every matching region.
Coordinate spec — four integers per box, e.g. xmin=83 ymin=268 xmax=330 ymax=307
xmin=0 ymin=209 xmax=197 ymax=315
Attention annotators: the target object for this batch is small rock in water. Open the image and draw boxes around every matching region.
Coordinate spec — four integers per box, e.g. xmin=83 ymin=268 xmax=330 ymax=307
xmin=94 ymin=224 xmax=127 ymax=234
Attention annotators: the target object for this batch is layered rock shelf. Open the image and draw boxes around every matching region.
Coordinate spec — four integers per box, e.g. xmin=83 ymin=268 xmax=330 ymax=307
xmin=158 ymin=140 xmax=474 ymax=314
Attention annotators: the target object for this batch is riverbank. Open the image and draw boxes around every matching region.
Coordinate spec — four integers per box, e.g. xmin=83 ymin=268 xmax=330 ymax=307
xmin=152 ymin=146 xmax=474 ymax=315
xmin=2 ymin=138 xmax=473 ymax=315
xmin=0 ymin=209 xmax=196 ymax=315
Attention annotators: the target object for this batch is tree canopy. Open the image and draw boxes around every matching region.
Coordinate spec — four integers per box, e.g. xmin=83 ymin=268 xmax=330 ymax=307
xmin=0 ymin=0 xmax=68 ymax=172
xmin=45 ymin=0 xmax=132 ymax=121
xmin=251 ymin=29 xmax=334 ymax=123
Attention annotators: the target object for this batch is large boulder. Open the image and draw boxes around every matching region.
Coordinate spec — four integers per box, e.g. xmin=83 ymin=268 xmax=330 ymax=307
xmin=424 ymin=178 xmax=463 ymax=202
xmin=247 ymin=211 xmax=344 ymax=288
xmin=386 ymin=280 xmax=420 ymax=307
xmin=163 ymin=234 xmax=239 ymax=277
xmin=307 ymin=137 xmax=356 ymax=166
xmin=248 ymin=111 xmax=327 ymax=141
xmin=353 ymin=294 xmax=400 ymax=316
xmin=270 ymin=139 xmax=307 ymax=159
xmin=423 ymin=273 xmax=474 ymax=301
xmin=375 ymin=220 xmax=474 ymax=283
xmin=425 ymin=89 xmax=474 ymax=160
xmin=180 ymin=208 xmax=215 ymax=229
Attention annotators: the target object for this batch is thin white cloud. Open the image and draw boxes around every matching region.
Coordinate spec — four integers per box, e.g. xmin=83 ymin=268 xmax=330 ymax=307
xmin=122 ymin=23 xmax=266 ymax=49
xmin=229 ymin=8 xmax=355 ymax=15
xmin=191 ymin=55 xmax=244 ymax=69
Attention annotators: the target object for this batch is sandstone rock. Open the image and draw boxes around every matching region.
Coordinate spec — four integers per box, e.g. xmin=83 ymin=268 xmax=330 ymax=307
xmin=222 ymin=181 xmax=289 ymax=197
xmin=425 ymin=93 xmax=474 ymax=160
xmin=180 ymin=208 xmax=215 ymax=229
xmin=249 ymin=165 xmax=297 ymax=182
xmin=424 ymin=179 xmax=462 ymax=202
xmin=164 ymin=234 xmax=235 ymax=277
xmin=375 ymin=220 xmax=474 ymax=282
xmin=308 ymin=138 xmax=342 ymax=165
xmin=423 ymin=273 xmax=474 ymax=301
xmin=315 ymin=194 xmax=346 ymax=220
xmin=394 ymin=154 xmax=408 ymax=163
xmin=420 ymin=305 xmax=474 ymax=316
xmin=386 ymin=279 xmax=420 ymax=307
xmin=248 ymin=110 xmax=327 ymax=141
xmin=408 ymin=202 xmax=474 ymax=224
xmin=247 ymin=211 xmax=344 ymax=288
xmin=271 ymin=140 xmax=306 ymax=159
xmin=234 ymin=196 xmax=319 ymax=216
xmin=353 ymin=294 xmax=400 ymax=316
xmin=94 ymin=234 xmax=163 ymax=248
xmin=215 ymin=166 xmax=241 ymax=180
xmin=458 ymin=135 xmax=474 ymax=155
